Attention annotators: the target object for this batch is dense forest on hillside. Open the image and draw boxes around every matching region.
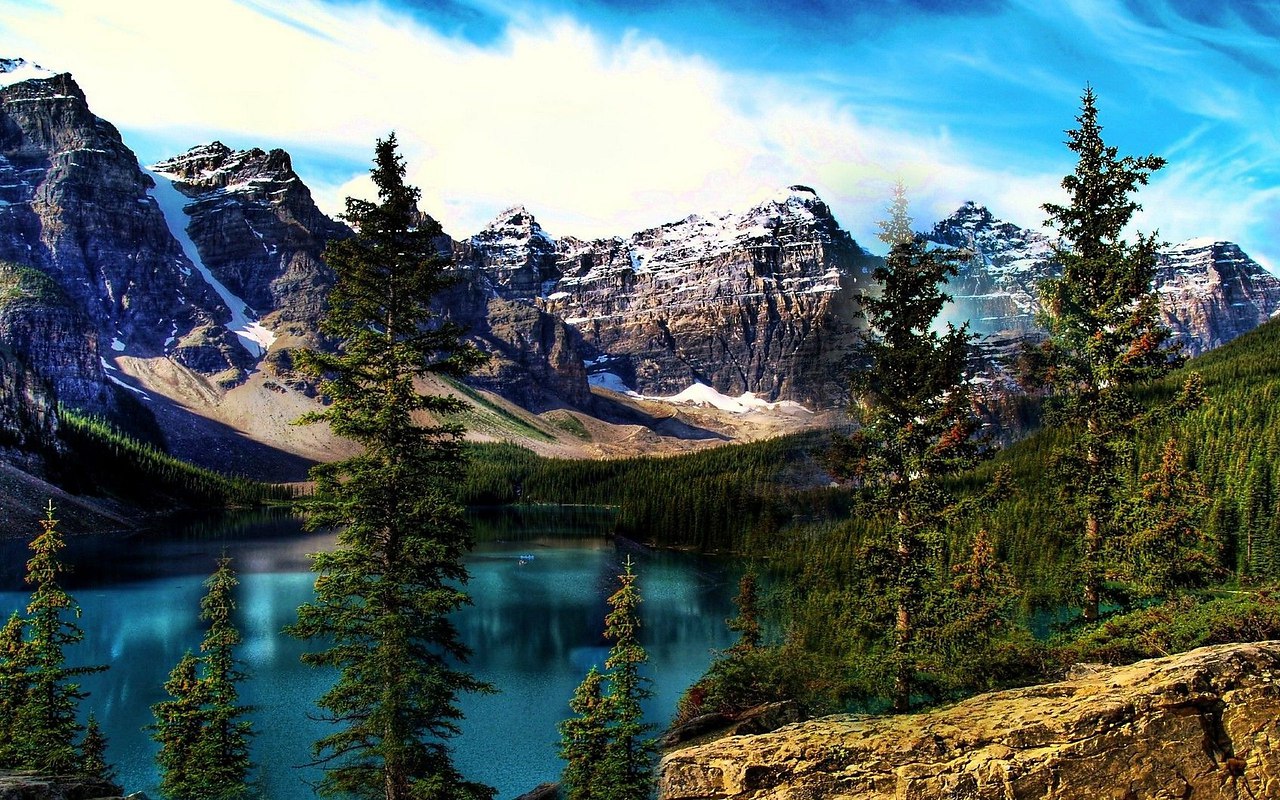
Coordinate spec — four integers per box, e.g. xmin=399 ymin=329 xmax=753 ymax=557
xmin=460 ymin=314 xmax=1280 ymax=714
xmin=53 ymin=409 xmax=292 ymax=508
xmin=462 ymin=433 xmax=851 ymax=552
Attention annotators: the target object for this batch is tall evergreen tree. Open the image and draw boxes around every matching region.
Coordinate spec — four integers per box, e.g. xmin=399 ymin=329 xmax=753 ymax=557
xmin=832 ymin=183 xmax=982 ymax=711
xmin=195 ymin=556 xmax=254 ymax=800
xmin=1033 ymin=87 xmax=1188 ymax=620
xmin=152 ymin=652 xmax=209 ymax=800
xmin=557 ymin=667 xmax=608 ymax=800
xmin=597 ymin=558 xmax=656 ymax=800
xmin=152 ymin=557 xmax=254 ymax=800
xmin=0 ymin=611 xmax=28 ymax=768
xmin=12 ymin=501 xmax=106 ymax=773
xmin=287 ymin=135 xmax=492 ymax=800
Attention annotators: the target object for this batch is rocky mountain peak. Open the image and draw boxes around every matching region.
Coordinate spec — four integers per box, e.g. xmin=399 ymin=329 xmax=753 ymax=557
xmin=149 ymin=141 xmax=347 ymax=348
xmin=455 ymin=205 xmax=560 ymax=299
xmin=474 ymin=204 xmax=555 ymax=247
xmin=0 ymin=57 xmax=58 ymax=88
xmin=930 ymin=202 xmax=1054 ymax=261
xmin=925 ymin=205 xmax=1280 ymax=355
xmin=152 ymin=142 xmax=298 ymax=192
xmin=1154 ymin=237 xmax=1280 ymax=354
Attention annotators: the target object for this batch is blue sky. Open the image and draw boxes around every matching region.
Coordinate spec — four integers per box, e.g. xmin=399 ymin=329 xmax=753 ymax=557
xmin=2 ymin=0 xmax=1277 ymax=268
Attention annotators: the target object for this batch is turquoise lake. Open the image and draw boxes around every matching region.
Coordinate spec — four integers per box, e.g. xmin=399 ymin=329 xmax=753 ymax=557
xmin=0 ymin=509 xmax=741 ymax=799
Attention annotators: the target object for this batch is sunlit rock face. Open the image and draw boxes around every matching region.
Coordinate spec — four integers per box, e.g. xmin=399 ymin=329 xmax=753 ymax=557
xmin=660 ymin=641 xmax=1280 ymax=800
xmin=1153 ymin=239 xmax=1280 ymax=356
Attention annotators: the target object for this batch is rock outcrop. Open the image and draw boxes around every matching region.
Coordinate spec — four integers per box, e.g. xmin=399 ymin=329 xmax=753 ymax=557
xmin=0 ymin=771 xmax=139 ymax=800
xmin=659 ymin=641 xmax=1280 ymax=800
xmin=0 ymin=338 xmax=59 ymax=469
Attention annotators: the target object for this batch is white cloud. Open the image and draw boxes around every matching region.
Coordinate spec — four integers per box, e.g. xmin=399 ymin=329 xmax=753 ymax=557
xmin=0 ymin=0 xmax=1273 ymax=268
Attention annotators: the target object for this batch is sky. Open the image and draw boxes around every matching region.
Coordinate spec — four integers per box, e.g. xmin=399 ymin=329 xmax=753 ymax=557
xmin=1 ymin=0 xmax=1277 ymax=268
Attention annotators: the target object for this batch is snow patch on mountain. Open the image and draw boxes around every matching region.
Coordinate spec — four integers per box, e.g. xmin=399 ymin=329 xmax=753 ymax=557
xmin=0 ymin=58 xmax=57 ymax=89
xmin=590 ymin=372 xmax=810 ymax=415
xmin=662 ymin=382 xmax=812 ymax=414
xmin=146 ymin=168 xmax=276 ymax=358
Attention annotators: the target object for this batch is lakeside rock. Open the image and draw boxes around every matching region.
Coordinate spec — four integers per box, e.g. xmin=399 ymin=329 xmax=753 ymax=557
xmin=0 ymin=771 xmax=143 ymax=800
xmin=659 ymin=640 xmax=1280 ymax=800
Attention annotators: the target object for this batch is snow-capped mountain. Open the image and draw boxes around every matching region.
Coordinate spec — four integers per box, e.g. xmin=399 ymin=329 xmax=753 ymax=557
xmin=454 ymin=186 xmax=876 ymax=407
xmin=1154 ymin=239 xmax=1280 ymax=354
xmin=4 ymin=55 xmax=1279 ymax=467
xmin=150 ymin=142 xmax=349 ymax=340
xmin=928 ymin=202 xmax=1280 ymax=356
xmin=0 ymin=59 xmax=246 ymax=411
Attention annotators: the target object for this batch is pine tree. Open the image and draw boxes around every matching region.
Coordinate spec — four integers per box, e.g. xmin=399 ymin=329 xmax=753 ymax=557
xmin=832 ymin=183 xmax=982 ymax=711
xmin=286 ymin=135 xmax=493 ymax=800
xmin=81 ymin=714 xmax=121 ymax=793
xmin=931 ymin=529 xmax=1026 ymax=693
xmin=557 ymin=667 xmax=608 ymax=800
xmin=726 ymin=570 xmax=762 ymax=653
xmin=152 ymin=652 xmax=209 ymax=800
xmin=12 ymin=501 xmax=106 ymax=773
xmin=0 ymin=611 xmax=28 ymax=768
xmin=597 ymin=558 xmax=656 ymax=800
xmin=195 ymin=556 xmax=254 ymax=800
xmin=1033 ymin=87 xmax=1189 ymax=621
xmin=1118 ymin=438 xmax=1218 ymax=596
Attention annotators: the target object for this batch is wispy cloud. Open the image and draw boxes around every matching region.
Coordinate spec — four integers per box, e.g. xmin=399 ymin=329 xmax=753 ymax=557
xmin=0 ymin=0 xmax=1275 ymax=268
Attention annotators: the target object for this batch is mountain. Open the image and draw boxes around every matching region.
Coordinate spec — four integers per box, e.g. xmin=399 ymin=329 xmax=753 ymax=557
xmin=148 ymin=142 xmax=350 ymax=386
xmin=0 ymin=59 xmax=248 ymax=408
xmin=3 ymin=56 xmax=1279 ymax=486
xmin=455 ymin=187 xmax=876 ymax=407
xmin=928 ymin=202 xmax=1280 ymax=357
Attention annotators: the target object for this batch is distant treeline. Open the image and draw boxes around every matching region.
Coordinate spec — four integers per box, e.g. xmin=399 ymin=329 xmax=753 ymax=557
xmin=55 ymin=407 xmax=294 ymax=507
xmin=461 ymin=433 xmax=851 ymax=552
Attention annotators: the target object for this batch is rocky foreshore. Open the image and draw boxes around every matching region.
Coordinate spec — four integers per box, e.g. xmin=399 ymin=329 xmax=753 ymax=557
xmin=0 ymin=772 xmax=143 ymax=800
xmin=659 ymin=641 xmax=1280 ymax=800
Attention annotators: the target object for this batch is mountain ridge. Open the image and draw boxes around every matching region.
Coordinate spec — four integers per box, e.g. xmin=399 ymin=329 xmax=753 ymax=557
xmin=1 ymin=57 xmax=1277 ymax=496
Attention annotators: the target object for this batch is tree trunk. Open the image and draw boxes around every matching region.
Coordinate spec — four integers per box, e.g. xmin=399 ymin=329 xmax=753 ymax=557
xmin=1083 ymin=417 xmax=1101 ymax=623
xmin=893 ymin=507 xmax=911 ymax=713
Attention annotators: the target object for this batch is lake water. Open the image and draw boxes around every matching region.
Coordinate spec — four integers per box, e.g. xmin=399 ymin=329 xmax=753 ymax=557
xmin=0 ymin=509 xmax=741 ymax=799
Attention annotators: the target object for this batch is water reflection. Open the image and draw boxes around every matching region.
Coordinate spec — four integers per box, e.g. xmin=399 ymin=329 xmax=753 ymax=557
xmin=0 ymin=509 xmax=738 ymax=799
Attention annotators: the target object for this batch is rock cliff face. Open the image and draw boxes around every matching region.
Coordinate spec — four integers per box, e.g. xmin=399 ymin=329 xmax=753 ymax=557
xmin=0 ymin=339 xmax=59 ymax=469
xmin=0 ymin=59 xmax=244 ymax=408
xmin=455 ymin=188 xmax=875 ymax=407
xmin=150 ymin=142 xmax=348 ymax=340
xmin=1155 ymin=239 xmax=1280 ymax=354
xmin=929 ymin=202 xmax=1280 ymax=357
xmin=659 ymin=641 xmax=1280 ymax=800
